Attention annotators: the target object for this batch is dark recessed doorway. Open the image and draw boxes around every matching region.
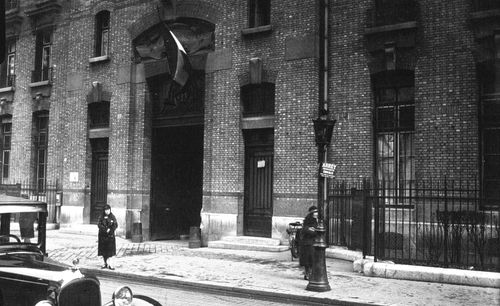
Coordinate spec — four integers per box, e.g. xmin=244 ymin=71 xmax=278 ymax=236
xmin=150 ymin=125 xmax=203 ymax=240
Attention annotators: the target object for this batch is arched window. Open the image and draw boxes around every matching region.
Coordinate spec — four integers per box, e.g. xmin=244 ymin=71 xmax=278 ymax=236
xmin=95 ymin=11 xmax=110 ymax=57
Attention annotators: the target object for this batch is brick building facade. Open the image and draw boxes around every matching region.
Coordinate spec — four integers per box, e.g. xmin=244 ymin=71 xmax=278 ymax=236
xmin=0 ymin=0 xmax=498 ymax=244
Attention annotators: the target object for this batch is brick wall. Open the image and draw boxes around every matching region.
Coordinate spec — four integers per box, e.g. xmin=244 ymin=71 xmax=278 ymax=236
xmin=2 ymin=0 xmax=485 ymax=240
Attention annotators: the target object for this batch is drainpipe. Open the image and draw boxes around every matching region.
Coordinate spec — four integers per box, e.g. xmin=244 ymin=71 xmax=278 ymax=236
xmin=319 ymin=0 xmax=329 ymax=115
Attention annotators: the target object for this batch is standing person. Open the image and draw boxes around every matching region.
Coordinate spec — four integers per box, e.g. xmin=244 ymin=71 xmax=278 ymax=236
xmin=97 ymin=204 xmax=118 ymax=270
xmin=19 ymin=212 xmax=37 ymax=243
xmin=299 ymin=205 xmax=318 ymax=280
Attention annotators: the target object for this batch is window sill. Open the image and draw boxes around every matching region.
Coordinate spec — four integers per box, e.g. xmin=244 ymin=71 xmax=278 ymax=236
xmin=364 ymin=21 xmax=417 ymax=35
xmin=241 ymin=115 xmax=274 ymax=129
xmin=29 ymin=80 xmax=51 ymax=88
xmin=89 ymin=55 xmax=111 ymax=64
xmin=241 ymin=24 xmax=273 ymax=36
xmin=0 ymin=87 xmax=14 ymax=93
xmin=88 ymin=127 xmax=111 ymax=139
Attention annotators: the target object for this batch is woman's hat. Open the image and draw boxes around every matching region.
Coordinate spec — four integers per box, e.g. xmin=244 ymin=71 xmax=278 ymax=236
xmin=308 ymin=206 xmax=318 ymax=213
xmin=103 ymin=204 xmax=111 ymax=210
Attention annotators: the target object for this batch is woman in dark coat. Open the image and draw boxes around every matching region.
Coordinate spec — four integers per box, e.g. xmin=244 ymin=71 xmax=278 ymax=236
xmin=97 ymin=204 xmax=118 ymax=270
xmin=299 ymin=206 xmax=318 ymax=280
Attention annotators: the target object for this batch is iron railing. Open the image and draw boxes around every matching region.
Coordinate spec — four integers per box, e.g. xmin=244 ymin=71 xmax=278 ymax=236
xmin=327 ymin=178 xmax=500 ymax=272
xmin=18 ymin=180 xmax=61 ymax=224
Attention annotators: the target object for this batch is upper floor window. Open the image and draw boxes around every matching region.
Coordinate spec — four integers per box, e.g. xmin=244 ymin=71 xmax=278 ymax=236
xmin=33 ymin=31 xmax=52 ymax=83
xmin=241 ymin=82 xmax=275 ymax=117
xmin=95 ymin=11 xmax=110 ymax=57
xmin=6 ymin=0 xmax=18 ymax=11
xmin=1 ymin=120 xmax=12 ymax=182
xmin=0 ymin=39 xmax=16 ymax=88
xmin=248 ymin=0 xmax=270 ymax=28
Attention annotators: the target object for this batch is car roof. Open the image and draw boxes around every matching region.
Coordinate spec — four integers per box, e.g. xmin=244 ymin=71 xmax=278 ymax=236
xmin=0 ymin=194 xmax=47 ymax=214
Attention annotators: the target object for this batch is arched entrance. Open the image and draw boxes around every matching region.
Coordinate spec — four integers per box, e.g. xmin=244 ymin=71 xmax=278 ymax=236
xmin=134 ymin=18 xmax=214 ymax=240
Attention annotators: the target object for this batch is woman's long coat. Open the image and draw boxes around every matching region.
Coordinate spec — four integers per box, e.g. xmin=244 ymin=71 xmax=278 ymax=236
xmin=97 ymin=213 xmax=118 ymax=257
xmin=299 ymin=213 xmax=318 ymax=267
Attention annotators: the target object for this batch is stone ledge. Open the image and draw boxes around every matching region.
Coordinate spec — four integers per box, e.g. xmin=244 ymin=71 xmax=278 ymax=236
xmin=353 ymin=258 xmax=500 ymax=288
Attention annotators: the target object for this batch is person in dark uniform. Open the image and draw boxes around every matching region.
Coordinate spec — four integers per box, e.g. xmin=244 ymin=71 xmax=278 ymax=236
xmin=97 ymin=204 xmax=118 ymax=270
xmin=19 ymin=212 xmax=37 ymax=243
xmin=299 ymin=205 xmax=318 ymax=280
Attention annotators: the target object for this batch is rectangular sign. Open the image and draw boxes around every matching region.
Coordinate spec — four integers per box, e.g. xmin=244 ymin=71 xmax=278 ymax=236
xmin=69 ymin=172 xmax=79 ymax=182
xmin=320 ymin=163 xmax=337 ymax=178
xmin=257 ymin=160 xmax=266 ymax=168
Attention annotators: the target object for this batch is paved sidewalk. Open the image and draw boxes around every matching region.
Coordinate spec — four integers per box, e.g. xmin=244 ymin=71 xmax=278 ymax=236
xmin=46 ymin=230 xmax=499 ymax=306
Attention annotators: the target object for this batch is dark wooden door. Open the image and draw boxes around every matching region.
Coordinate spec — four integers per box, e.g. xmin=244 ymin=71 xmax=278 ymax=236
xmin=90 ymin=138 xmax=109 ymax=223
xmin=244 ymin=129 xmax=274 ymax=237
xmin=151 ymin=126 xmax=203 ymax=240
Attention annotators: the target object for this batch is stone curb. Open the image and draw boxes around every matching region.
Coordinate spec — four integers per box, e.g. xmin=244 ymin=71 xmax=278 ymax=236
xmin=352 ymin=259 xmax=500 ymax=288
xmin=81 ymin=267 xmax=386 ymax=306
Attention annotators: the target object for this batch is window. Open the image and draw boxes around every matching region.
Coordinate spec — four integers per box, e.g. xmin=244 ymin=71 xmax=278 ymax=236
xmin=0 ymin=39 xmax=15 ymax=88
xmin=6 ymin=0 xmax=18 ymax=11
xmin=34 ymin=113 xmax=49 ymax=192
xmin=1 ymin=120 xmax=12 ymax=182
xmin=374 ymin=82 xmax=415 ymax=204
xmin=479 ymin=73 xmax=500 ymax=208
xmin=33 ymin=31 xmax=52 ymax=82
xmin=248 ymin=0 xmax=270 ymax=28
xmin=88 ymin=102 xmax=110 ymax=129
xmin=241 ymin=82 xmax=275 ymax=117
xmin=95 ymin=11 xmax=110 ymax=57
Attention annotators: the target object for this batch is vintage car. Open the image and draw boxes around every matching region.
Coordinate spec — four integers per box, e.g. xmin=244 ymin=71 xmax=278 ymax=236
xmin=0 ymin=193 xmax=161 ymax=306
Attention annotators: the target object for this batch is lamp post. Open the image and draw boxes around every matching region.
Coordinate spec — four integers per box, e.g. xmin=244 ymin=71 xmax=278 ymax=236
xmin=306 ymin=113 xmax=335 ymax=292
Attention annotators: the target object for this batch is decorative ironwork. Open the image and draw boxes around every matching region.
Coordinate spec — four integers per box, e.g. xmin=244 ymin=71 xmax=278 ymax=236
xmin=328 ymin=178 xmax=500 ymax=272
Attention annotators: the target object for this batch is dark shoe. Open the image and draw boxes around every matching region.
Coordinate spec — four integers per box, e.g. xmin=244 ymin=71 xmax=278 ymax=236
xmin=101 ymin=264 xmax=108 ymax=269
xmin=107 ymin=265 xmax=115 ymax=270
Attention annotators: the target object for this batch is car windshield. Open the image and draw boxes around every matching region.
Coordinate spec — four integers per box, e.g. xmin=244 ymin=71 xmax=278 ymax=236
xmin=0 ymin=212 xmax=41 ymax=245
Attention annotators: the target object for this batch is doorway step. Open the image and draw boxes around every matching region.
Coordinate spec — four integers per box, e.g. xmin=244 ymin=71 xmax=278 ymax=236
xmin=207 ymin=236 xmax=289 ymax=252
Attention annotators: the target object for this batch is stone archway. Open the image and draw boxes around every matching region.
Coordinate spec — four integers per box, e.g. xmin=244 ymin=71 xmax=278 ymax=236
xmin=132 ymin=17 xmax=214 ymax=240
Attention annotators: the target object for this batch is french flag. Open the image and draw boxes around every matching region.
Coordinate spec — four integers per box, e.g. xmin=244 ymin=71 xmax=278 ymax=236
xmin=160 ymin=25 xmax=190 ymax=88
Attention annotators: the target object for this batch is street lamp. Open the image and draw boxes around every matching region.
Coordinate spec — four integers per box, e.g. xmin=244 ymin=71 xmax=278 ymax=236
xmin=306 ymin=113 xmax=335 ymax=292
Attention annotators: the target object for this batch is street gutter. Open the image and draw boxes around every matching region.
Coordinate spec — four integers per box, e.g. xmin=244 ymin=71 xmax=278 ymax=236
xmin=81 ymin=267 xmax=386 ymax=306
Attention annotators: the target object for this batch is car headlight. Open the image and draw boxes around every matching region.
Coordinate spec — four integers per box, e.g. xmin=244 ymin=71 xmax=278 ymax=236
xmin=35 ymin=301 xmax=54 ymax=306
xmin=112 ymin=286 xmax=133 ymax=306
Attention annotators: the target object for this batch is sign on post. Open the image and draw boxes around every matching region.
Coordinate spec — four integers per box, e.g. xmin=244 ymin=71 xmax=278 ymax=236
xmin=320 ymin=163 xmax=337 ymax=178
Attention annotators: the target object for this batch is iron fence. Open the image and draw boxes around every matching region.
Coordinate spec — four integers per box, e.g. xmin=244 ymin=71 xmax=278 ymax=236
xmin=18 ymin=180 xmax=61 ymax=224
xmin=327 ymin=179 xmax=500 ymax=272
